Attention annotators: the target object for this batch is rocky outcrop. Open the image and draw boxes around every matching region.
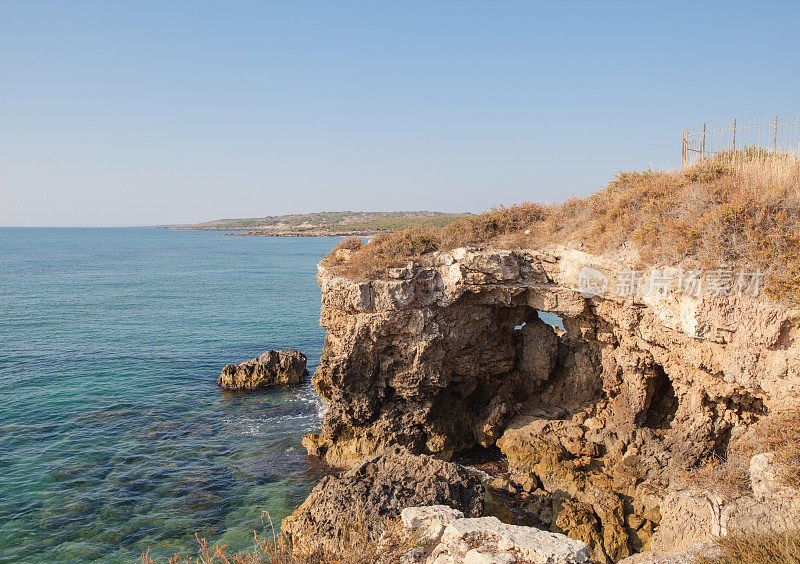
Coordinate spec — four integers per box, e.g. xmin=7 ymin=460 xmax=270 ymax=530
xmin=216 ymin=349 xmax=308 ymax=390
xmin=281 ymin=446 xmax=484 ymax=554
xmin=301 ymin=245 xmax=800 ymax=561
xmin=429 ymin=517 xmax=590 ymax=564
xmin=340 ymin=505 xmax=590 ymax=564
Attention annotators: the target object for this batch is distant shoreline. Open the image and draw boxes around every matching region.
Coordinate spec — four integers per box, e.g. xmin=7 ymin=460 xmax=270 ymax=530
xmin=152 ymin=211 xmax=471 ymax=237
xmin=221 ymin=229 xmax=378 ymax=237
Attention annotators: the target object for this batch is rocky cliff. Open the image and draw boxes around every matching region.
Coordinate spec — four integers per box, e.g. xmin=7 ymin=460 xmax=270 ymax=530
xmin=301 ymin=245 xmax=800 ymax=562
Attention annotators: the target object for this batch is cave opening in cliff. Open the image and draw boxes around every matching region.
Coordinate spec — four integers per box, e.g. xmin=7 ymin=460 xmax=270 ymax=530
xmin=537 ymin=311 xmax=564 ymax=330
xmin=514 ymin=311 xmax=564 ymax=332
xmin=643 ymin=366 xmax=678 ymax=430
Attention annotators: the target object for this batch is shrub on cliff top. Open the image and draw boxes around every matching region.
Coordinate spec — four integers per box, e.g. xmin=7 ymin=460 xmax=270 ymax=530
xmin=323 ymin=151 xmax=800 ymax=304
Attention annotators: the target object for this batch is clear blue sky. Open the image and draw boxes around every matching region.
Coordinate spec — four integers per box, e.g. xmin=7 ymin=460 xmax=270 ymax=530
xmin=1 ymin=1 xmax=798 ymax=226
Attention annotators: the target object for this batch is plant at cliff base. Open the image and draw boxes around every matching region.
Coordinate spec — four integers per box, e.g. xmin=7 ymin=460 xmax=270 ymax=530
xmin=140 ymin=512 xmax=422 ymax=564
xmin=698 ymin=528 xmax=800 ymax=564
xmin=288 ymin=503 xmax=425 ymax=564
xmin=747 ymin=405 xmax=800 ymax=487
xmin=685 ymin=454 xmax=752 ymax=501
xmin=141 ymin=527 xmax=299 ymax=564
xmin=687 ymin=404 xmax=800 ymax=501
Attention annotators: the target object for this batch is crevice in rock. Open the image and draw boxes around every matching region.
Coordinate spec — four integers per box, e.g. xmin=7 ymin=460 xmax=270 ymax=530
xmin=642 ymin=366 xmax=678 ymax=430
xmin=454 ymin=444 xmax=504 ymax=466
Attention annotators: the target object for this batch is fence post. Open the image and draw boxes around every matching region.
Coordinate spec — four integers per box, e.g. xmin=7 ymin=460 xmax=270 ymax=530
xmin=732 ymin=118 xmax=736 ymax=153
xmin=681 ymin=129 xmax=687 ymax=167
xmin=774 ymin=114 xmax=778 ymax=153
xmin=702 ymin=123 xmax=706 ymax=160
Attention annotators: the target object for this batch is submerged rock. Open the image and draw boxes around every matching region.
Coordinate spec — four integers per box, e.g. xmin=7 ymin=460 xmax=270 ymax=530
xmin=216 ymin=349 xmax=308 ymax=390
xmin=281 ymin=446 xmax=484 ymax=554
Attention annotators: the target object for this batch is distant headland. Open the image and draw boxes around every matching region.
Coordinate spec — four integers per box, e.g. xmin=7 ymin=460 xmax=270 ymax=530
xmin=153 ymin=211 xmax=471 ymax=237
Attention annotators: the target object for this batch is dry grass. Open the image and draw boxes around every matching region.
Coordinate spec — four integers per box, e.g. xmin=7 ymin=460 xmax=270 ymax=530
xmin=324 ymin=151 xmax=800 ymax=304
xmin=343 ymin=228 xmax=440 ymax=278
xmin=319 ymin=237 xmax=365 ymax=267
xmin=743 ymin=406 xmax=800 ymax=488
xmin=140 ymin=530 xmax=298 ymax=564
xmin=686 ymin=404 xmax=800 ymax=500
xmin=685 ymin=454 xmax=753 ymax=501
xmin=698 ymin=529 xmax=800 ymax=564
xmin=140 ymin=513 xmax=422 ymax=564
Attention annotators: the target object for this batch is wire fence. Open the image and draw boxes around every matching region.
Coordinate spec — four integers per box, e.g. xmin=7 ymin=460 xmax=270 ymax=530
xmin=682 ymin=114 xmax=800 ymax=166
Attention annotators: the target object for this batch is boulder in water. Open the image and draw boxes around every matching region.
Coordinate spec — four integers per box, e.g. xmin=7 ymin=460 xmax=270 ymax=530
xmin=216 ymin=349 xmax=308 ymax=390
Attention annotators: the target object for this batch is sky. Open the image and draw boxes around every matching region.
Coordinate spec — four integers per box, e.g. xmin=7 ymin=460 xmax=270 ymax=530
xmin=1 ymin=1 xmax=799 ymax=227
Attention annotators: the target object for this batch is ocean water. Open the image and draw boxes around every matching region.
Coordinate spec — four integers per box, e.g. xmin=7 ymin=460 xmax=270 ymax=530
xmin=0 ymin=228 xmax=337 ymax=563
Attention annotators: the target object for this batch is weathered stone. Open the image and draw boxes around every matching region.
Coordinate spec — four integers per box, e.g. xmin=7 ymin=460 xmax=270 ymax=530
xmin=646 ymin=451 xmax=800 ymax=559
xmin=281 ymin=447 xmax=484 ymax=554
xmin=216 ymin=349 xmax=308 ymax=390
xmin=749 ymin=452 xmax=791 ymax=501
xmin=488 ymin=476 xmax=518 ymax=495
xmin=427 ymin=516 xmax=591 ymax=564
xmin=552 ymin=495 xmax=606 ymax=563
xmin=519 ymin=316 xmax=560 ymax=389
xmin=401 ymin=505 xmax=464 ymax=545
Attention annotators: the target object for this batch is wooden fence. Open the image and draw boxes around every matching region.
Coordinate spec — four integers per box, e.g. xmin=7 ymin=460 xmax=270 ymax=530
xmin=682 ymin=114 xmax=800 ymax=166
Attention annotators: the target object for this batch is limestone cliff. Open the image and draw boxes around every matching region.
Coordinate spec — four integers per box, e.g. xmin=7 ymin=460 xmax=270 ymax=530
xmin=302 ymin=245 xmax=800 ymax=562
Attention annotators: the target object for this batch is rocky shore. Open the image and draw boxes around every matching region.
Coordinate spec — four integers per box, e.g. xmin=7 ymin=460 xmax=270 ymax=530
xmin=280 ymin=245 xmax=800 ymax=563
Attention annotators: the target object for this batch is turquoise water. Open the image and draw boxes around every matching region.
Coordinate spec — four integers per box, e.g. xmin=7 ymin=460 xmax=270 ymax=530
xmin=0 ymin=228 xmax=336 ymax=563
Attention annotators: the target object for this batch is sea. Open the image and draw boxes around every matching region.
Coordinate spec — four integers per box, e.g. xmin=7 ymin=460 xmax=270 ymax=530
xmin=0 ymin=228 xmax=337 ymax=563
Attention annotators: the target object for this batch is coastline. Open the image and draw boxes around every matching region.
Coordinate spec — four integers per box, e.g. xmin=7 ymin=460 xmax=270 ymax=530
xmin=221 ymin=229 xmax=378 ymax=237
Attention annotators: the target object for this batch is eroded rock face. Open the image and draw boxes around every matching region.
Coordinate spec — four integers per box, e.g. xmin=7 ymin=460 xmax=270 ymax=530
xmin=304 ymin=246 xmax=800 ymax=561
xmin=281 ymin=446 xmax=484 ymax=554
xmin=216 ymin=349 xmax=308 ymax=390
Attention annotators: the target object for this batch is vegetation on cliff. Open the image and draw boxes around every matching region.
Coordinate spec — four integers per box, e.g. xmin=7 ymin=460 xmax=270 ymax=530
xmin=324 ymin=151 xmax=800 ymax=304
xmin=687 ymin=404 xmax=800 ymax=500
xmin=700 ymin=528 xmax=800 ymax=564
